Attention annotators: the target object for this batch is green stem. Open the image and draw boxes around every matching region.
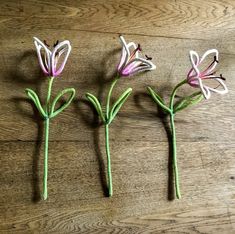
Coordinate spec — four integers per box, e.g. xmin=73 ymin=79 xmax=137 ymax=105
xmin=43 ymin=117 xmax=49 ymax=200
xmin=170 ymin=113 xmax=181 ymax=199
xmin=170 ymin=79 xmax=187 ymax=110
xmin=106 ymin=77 xmax=119 ymax=120
xmin=43 ymin=76 xmax=54 ymax=200
xmin=105 ymin=123 xmax=113 ymax=196
xmin=169 ymin=79 xmax=186 ymax=199
xmin=46 ymin=77 xmax=54 ymax=113
xmin=104 ymin=76 xmax=119 ymax=197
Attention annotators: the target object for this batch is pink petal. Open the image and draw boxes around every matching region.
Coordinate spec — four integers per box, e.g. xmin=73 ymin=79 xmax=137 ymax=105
xmin=118 ymin=36 xmax=137 ymax=71
xmin=51 ymin=40 xmax=71 ymax=77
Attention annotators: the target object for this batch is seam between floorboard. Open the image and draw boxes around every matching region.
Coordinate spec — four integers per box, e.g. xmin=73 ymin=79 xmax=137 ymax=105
xmin=44 ymin=27 xmax=209 ymax=41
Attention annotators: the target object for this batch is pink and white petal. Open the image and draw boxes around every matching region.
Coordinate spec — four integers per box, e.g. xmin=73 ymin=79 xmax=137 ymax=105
xmin=127 ymin=42 xmax=138 ymax=58
xmin=57 ymin=47 xmax=67 ymax=58
xmin=123 ymin=58 xmax=156 ymax=76
xmin=118 ymin=36 xmax=137 ymax=71
xmin=117 ymin=47 xmax=128 ymax=71
xmin=187 ymin=67 xmax=197 ymax=79
xmin=123 ymin=58 xmax=149 ymax=74
xmin=187 ymin=76 xmax=199 ymax=87
xmin=51 ymin=40 xmax=71 ymax=76
xmin=119 ymin=35 xmax=138 ymax=59
xmin=119 ymin=36 xmax=131 ymax=57
xmin=189 ymin=50 xmax=200 ymax=76
xmin=206 ymin=78 xmax=228 ymax=95
xmin=33 ymin=37 xmax=51 ymax=75
xmin=121 ymin=60 xmax=141 ymax=76
xmin=44 ymin=54 xmax=49 ymax=69
xmin=198 ymin=78 xmax=211 ymax=99
xmin=134 ymin=58 xmax=156 ymax=70
xmin=129 ymin=64 xmax=152 ymax=75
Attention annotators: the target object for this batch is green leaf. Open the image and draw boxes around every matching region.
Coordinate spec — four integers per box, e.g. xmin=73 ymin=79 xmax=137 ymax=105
xmin=147 ymin=86 xmax=171 ymax=114
xmin=50 ymin=88 xmax=75 ymax=118
xmin=173 ymin=91 xmax=203 ymax=113
xmin=108 ymin=87 xmax=132 ymax=123
xmin=25 ymin=88 xmax=47 ymax=118
xmin=85 ymin=93 xmax=105 ymax=123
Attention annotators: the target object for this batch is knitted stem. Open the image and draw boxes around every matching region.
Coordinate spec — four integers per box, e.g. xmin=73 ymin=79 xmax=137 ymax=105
xmin=43 ymin=76 xmax=54 ymax=200
xmin=106 ymin=78 xmax=119 ymax=119
xmin=43 ymin=117 xmax=49 ymax=200
xmin=105 ymin=123 xmax=113 ymax=196
xmin=104 ymin=77 xmax=119 ymax=197
xmin=170 ymin=113 xmax=181 ymax=199
xmin=169 ymin=79 xmax=186 ymax=199
xmin=46 ymin=77 xmax=54 ymax=113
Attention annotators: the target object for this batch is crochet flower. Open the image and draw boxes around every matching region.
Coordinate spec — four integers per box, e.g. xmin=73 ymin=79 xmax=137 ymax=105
xmin=34 ymin=37 xmax=71 ymax=77
xmin=86 ymin=35 xmax=156 ymax=197
xmin=187 ymin=49 xmax=228 ymax=99
xmin=25 ymin=37 xmax=75 ymax=200
xmin=117 ymin=35 xmax=156 ymax=76
xmin=147 ymin=48 xmax=228 ymax=200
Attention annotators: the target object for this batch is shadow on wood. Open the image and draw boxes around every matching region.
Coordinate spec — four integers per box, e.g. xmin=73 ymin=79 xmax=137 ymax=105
xmin=74 ymin=48 xmax=121 ymax=197
xmin=133 ymin=88 xmax=176 ymax=200
xmin=9 ymin=50 xmax=45 ymax=202
xmin=11 ymin=97 xmax=43 ymax=202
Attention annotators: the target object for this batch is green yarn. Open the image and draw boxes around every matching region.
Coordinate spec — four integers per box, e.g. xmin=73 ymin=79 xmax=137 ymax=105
xmin=105 ymin=123 xmax=112 ymax=197
xmin=169 ymin=113 xmax=181 ymax=199
xmin=86 ymin=93 xmax=106 ymax=123
xmin=25 ymin=76 xmax=76 ymax=200
xmin=42 ymin=77 xmax=54 ymax=201
xmin=147 ymin=79 xmax=203 ymax=199
xmin=86 ymin=76 xmax=132 ymax=197
xmin=43 ymin=117 xmax=49 ymax=200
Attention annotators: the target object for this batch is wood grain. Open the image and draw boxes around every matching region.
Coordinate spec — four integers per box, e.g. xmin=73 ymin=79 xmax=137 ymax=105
xmin=0 ymin=0 xmax=235 ymax=233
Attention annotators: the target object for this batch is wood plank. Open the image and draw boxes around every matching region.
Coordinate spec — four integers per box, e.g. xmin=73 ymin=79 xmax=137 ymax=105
xmin=0 ymin=0 xmax=235 ymax=40
xmin=0 ymin=31 xmax=234 ymax=142
xmin=0 ymin=141 xmax=234 ymax=233
xmin=0 ymin=0 xmax=235 ymax=233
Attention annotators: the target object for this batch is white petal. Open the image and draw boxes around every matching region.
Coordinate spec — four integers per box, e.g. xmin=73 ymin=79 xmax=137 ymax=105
xmin=206 ymin=78 xmax=228 ymax=95
xmin=51 ymin=40 xmax=71 ymax=76
xmin=200 ymin=49 xmax=218 ymax=75
xmin=200 ymin=49 xmax=218 ymax=65
xmin=198 ymin=78 xmax=211 ymax=99
xmin=118 ymin=47 xmax=128 ymax=71
xmin=125 ymin=58 xmax=156 ymax=75
xmin=33 ymin=37 xmax=51 ymax=75
xmin=189 ymin=50 xmax=200 ymax=77
xmin=135 ymin=57 xmax=156 ymax=70
xmin=119 ymin=36 xmax=130 ymax=57
xmin=118 ymin=35 xmax=138 ymax=71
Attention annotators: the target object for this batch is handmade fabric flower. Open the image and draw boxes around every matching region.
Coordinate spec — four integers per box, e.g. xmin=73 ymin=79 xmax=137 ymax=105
xmin=25 ymin=37 xmax=75 ymax=200
xmin=86 ymin=35 xmax=156 ymax=197
xmin=34 ymin=37 xmax=71 ymax=77
xmin=117 ymin=35 xmax=156 ymax=76
xmin=187 ymin=49 xmax=228 ymax=99
xmin=147 ymin=48 xmax=228 ymax=199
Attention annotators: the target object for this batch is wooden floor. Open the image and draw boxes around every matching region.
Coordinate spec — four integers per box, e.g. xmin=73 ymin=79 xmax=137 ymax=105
xmin=1 ymin=0 xmax=235 ymax=233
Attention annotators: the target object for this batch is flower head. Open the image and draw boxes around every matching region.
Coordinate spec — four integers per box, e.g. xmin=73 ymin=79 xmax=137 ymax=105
xmin=117 ymin=35 xmax=156 ymax=77
xmin=33 ymin=37 xmax=71 ymax=77
xmin=187 ymin=49 xmax=228 ymax=99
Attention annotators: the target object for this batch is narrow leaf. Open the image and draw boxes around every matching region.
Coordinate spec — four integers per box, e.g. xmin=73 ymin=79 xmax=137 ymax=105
xmin=173 ymin=91 xmax=203 ymax=113
xmin=50 ymin=88 xmax=75 ymax=118
xmin=147 ymin=87 xmax=171 ymax=114
xmin=108 ymin=88 xmax=132 ymax=123
xmin=25 ymin=88 xmax=47 ymax=118
xmin=85 ymin=93 xmax=105 ymax=123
